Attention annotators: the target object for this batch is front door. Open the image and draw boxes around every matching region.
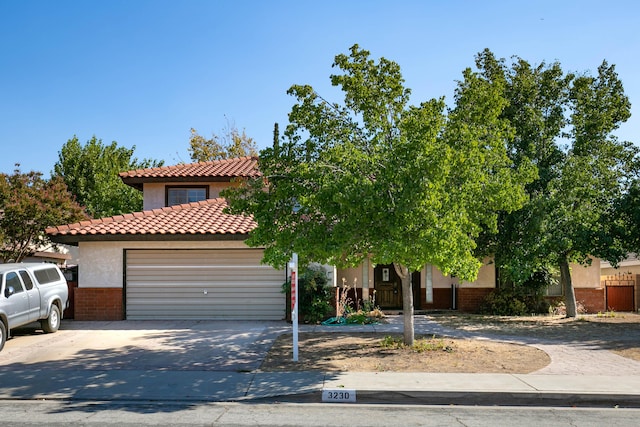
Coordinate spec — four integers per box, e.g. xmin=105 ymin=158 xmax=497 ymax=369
xmin=374 ymin=264 xmax=402 ymax=308
xmin=374 ymin=264 xmax=422 ymax=310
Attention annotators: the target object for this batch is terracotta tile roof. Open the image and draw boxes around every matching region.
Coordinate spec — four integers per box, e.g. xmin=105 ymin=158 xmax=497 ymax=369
xmin=46 ymin=198 xmax=255 ymax=242
xmin=120 ymin=156 xmax=260 ymax=189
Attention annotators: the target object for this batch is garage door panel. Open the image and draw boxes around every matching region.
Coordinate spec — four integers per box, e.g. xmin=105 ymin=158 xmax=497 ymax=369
xmin=127 ymin=277 xmax=283 ymax=291
xmin=127 ymin=250 xmax=266 ymax=265
xmin=127 ymin=273 xmax=284 ymax=284
xmin=125 ymin=249 xmax=285 ymax=320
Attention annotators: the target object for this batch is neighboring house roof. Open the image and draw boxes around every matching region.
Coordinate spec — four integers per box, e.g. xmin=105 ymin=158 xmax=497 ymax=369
xmin=46 ymin=198 xmax=255 ymax=244
xmin=31 ymin=251 xmax=72 ymax=261
xmin=601 ymin=254 xmax=640 ymax=269
xmin=120 ymin=156 xmax=260 ymax=190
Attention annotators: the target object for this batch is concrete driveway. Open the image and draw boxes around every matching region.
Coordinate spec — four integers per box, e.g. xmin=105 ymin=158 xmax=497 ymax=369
xmin=0 ymin=319 xmax=324 ymax=402
xmin=0 ymin=320 xmax=290 ymax=372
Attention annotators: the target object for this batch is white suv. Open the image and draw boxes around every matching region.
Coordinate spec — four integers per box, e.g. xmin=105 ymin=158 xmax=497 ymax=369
xmin=0 ymin=263 xmax=69 ymax=351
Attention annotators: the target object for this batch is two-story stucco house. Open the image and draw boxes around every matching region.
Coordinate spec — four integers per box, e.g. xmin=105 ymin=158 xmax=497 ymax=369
xmin=46 ymin=157 xmax=286 ymax=321
xmin=46 ymin=156 xmax=605 ymax=321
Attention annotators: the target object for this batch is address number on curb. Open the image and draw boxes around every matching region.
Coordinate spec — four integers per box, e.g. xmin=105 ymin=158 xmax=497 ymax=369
xmin=322 ymin=388 xmax=356 ymax=403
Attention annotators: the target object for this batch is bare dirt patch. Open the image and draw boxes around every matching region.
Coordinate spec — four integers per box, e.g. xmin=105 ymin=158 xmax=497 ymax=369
xmin=259 ymin=332 xmax=549 ymax=373
xmin=259 ymin=313 xmax=640 ymax=373
xmin=430 ymin=312 xmax=640 ymax=363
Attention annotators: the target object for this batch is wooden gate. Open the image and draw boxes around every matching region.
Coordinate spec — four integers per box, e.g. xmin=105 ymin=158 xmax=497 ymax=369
xmin=603 ymin=273 xmax=635 ymax=312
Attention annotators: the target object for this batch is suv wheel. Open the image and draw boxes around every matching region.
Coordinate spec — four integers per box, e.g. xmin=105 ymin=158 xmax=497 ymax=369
xmin=41 ymin=305 xmax=60 ymax=333
xmin=0 ymin=321 xmax=6 ymax=352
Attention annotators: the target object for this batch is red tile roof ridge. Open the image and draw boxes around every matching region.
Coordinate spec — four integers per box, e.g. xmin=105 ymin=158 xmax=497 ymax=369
xmin=119 ymin=156 xmax=259 ymax=178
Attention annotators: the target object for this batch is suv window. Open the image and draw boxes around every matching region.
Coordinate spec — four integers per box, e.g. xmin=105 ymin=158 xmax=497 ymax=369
xmin=33 ymin=267 xmax=63 ymax=284
xmin=18 ymin=270 xmax=34 ymax=290
xmin=5 ymin=272 xmax=25 ymax=294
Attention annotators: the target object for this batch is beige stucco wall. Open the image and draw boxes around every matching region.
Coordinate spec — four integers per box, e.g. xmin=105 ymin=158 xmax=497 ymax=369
xmin=602 ymin=265 xmax=640 ymax=277
xmin=77 ymin=240 xmax=251 ymax=288
xmin=338 ymin=266 xmax=361 ymax=290
xmin=142 ymin=182 xmax=234 ymax=210
xmin=432 ymin=266 xmax=459 ymax=288
xmin=601 ymin=258 xmax=640 ymax=279
xmin=570 ymin=258 xmax=601 ymax=289
xmin=460 ymin=259 xmax=495 ymax=288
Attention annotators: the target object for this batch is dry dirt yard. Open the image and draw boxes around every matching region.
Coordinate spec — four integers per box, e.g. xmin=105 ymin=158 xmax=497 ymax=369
xmin=259 ymin=313 xmax=640 ymax=373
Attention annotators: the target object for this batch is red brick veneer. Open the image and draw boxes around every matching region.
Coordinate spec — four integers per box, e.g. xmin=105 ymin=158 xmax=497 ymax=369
xmin=73 ymin=288 xmax=124 ymax=320
xmin=575 ymin=288 xmax=605 ymax=313
xmin=420 ymin=288 xmax=456 ymax=310
xmin=456 ymin=288 xmax=493 ymax=312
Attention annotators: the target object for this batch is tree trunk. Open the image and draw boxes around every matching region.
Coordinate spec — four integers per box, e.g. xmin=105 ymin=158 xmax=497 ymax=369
xmin=559 ymin=257 xmax=577 ymax=318
xmin=393 ymin=263 xmax=414 ymax=346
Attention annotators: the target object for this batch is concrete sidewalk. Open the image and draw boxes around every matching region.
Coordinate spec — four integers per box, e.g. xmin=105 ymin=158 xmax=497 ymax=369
xmin=1 ymin=368 xmax=639 ymax=407
xmin=0 ymin=316 xmax=639 ymax=407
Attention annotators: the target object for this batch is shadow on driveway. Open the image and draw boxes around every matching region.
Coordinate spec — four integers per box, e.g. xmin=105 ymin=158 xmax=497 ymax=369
xmin=0 ymin=320 xmax=321 ymax=413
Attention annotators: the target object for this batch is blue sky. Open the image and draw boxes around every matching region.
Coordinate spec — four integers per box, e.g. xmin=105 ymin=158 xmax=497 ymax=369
xmin=1 ymin=0 xmax=639 ymax=176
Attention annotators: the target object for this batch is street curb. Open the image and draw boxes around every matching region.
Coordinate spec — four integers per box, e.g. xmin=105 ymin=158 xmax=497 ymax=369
xmin=264 ymin=390 xmax=640 ymax=408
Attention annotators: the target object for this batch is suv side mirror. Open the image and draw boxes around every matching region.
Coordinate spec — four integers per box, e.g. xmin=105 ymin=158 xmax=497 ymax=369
xmin=4 ymin=286 xmax=15 ymax=298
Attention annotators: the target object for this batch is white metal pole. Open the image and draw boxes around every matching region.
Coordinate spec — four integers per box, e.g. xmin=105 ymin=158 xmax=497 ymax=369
xmin=291 ymin=253 xmax=299 ymax=362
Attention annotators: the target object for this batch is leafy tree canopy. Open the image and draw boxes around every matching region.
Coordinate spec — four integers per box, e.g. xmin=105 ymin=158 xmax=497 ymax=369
xmin=472 ymin=50 xmax=639 ymax=316
xmin=189 ymin=119 xmax=258 ymax=162
xmin=224 ymin=45 xmax=534 ymax=343
xmin=227 ymin=45 xmax=532 ymax=276
xmin=53 ymin=136 xmax=163 ymax=218
xmin=0 ymin=166 xmax=87 ymax=262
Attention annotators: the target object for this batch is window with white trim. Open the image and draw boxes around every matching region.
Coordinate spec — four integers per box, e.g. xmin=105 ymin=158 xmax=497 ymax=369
xmin=166 ymin=186 xmax=208 ymax=206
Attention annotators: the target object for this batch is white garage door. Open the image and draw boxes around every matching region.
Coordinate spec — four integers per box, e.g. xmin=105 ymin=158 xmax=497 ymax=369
xmin=125 ymin=249 xmax=285 ymax=320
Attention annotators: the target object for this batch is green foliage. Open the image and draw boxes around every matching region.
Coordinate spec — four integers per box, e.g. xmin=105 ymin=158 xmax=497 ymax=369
xmin=479 ymin=272 xmax=554 ymax=315
xmin=472 ymin=50 xmax=639 ymax=317
xmin=597 ymin=310 xmax=617 ymax=318
xmin=0 ymin=166 xmax=88 ymax=262
xmin=224 ymin=45 xmax=531 ymax=280
xmin=345 ymin=309 xmax=384 ymax=325
xmin=189 ymin=120 xmax=258 ymax=162
xmin=361 ymin=291 xmax=379 ymax=314
xmin=380 ymin=335 xmax=452 ymax=353
xmin=344 ymin=311 xmax=369 ymax=324
xmin=282 ymin=265 xmax=333 ymax=323
xmin=479 ymin=288 xmax=534 ymax=316
xmin=225 ymin=44 xmax=534 ymax=345
xmin=53 ymin=136 xmax=163 ymax=218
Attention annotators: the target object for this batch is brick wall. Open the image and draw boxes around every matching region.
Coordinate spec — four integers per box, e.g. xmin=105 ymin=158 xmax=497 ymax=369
xmin=457 ymin=288 xmax=493 ymax=313
xmin=420 ymin=288 xmax=455 ymax=310
xmin=63 ymin=281 xmax=77 ymax=319
xmin=74 ymin=288 xmax=124 ymax=320
xmin=575 ymin=288 xmax=605 ymax=313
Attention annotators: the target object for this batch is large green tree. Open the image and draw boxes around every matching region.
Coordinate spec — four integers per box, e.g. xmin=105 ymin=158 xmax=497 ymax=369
xmin=224 ymin=45 xmax=533 ymax=344
xmin=53 ymin=136 xmax=163 ymax=218
xmin=0 ymin=166 xmax=87 ymax=262
xmin=474 ymin=50 xmax=639 ymax=317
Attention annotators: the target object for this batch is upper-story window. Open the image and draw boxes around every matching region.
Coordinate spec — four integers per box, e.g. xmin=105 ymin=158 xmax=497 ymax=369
xmin=166 ymin=186 xmax=209 ymax=206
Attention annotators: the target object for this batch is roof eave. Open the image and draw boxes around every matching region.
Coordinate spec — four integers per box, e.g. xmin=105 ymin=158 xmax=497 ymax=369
xmin=48 ymin=233 xmax=250 ymax=245
xmin=120 ymin=175 xmax=241 ymax=190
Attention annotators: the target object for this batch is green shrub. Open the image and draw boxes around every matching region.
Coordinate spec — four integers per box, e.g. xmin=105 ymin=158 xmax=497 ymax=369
xmin=282 ymin=265 xmax=333 ymax=323
xmin=479 ymin=287 xmax=549 ymax=316
xmin=482 ymin=267 xmax=557 ymax=315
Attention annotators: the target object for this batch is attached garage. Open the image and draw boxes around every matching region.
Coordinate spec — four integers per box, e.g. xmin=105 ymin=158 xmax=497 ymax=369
xmin=45 ymin=159 xmax=287 ymax=321
xmin=125 ymin=249 xmax=286 ymax=320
